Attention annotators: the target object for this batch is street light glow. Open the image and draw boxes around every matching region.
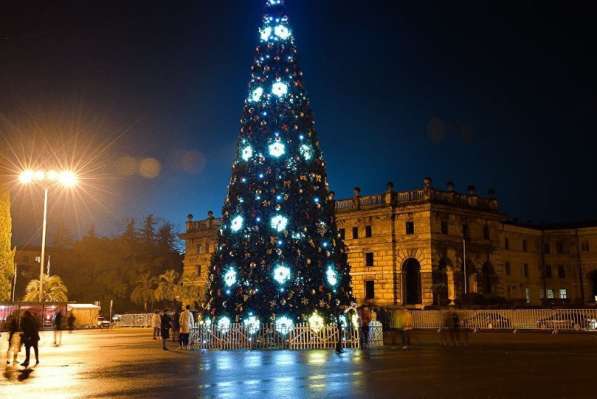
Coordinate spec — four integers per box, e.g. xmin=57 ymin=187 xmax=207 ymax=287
xmin=19 ymin=169 xmax=79 ymax=188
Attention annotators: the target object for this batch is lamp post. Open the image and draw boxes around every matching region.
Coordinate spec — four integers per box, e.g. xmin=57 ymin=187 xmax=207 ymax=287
xmin=19 ymin=169 xmax=78 ymax=302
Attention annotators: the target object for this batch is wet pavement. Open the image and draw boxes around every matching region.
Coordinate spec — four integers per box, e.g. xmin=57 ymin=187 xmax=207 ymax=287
xmin=1 ymin=328 xmax=597 ymax=398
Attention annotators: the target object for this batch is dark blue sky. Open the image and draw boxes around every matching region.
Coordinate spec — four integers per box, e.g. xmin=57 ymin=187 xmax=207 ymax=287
xmin=2 ymin=0 xmax=597 ymax=243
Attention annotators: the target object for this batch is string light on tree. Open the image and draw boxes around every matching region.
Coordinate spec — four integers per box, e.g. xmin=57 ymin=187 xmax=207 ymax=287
xmin=308 ymin=311 xmax=324 ymax=333
xmin=243 ymin=314 xmax=261 ymax=334
xmin=275 ymin=316 xmax=294 ymax=335
xmin=274 ymin=25 xmax=291 ymax=40
xmin=326 ymin=265 xmax=338 ymax=287
xmin=259 ymin=27 xmax=272 ymax=41
xmin=299 ymin=144 xmax=313 ymax=160
xmin=250 ymin=87 xmax=265 ymax=102
xmin=218 ymin=316 xmax=231 ymax=333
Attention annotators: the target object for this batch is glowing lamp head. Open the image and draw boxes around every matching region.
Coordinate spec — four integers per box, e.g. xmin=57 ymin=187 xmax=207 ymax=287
xmin=59 ymin=171 xmax=78 ymax=188
xmin=272 ymin=264 xmax=291 ymax=285
xmin=18 ymin=170 xmax=35 ymax=184
xmin=308 ymin=312 xmax=325 ymax=333
xmin=272 ymin=81 xmax=289 ymax=98
xmin=275 ymin=316 xmax=294 ymax=335
xmin=230 ymin=215 xmax=244 ymax=233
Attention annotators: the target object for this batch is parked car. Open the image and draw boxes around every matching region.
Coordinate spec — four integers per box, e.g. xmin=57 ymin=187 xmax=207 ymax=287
xmin=97 ymin=316 xmax=111 ymax=329
xmin=462 ymin=312 xmax=512 ymax=329
xmin=536 ymin=312 xmax=593 ymax=330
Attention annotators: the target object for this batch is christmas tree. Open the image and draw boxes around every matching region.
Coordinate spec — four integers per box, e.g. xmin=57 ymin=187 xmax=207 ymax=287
xmin=205 ymin=0 xmax=353 ymax=334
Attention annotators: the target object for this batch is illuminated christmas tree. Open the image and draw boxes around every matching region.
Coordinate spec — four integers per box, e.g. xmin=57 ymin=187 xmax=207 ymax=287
xmin=205 ymin=0 xmax=353 ymax=334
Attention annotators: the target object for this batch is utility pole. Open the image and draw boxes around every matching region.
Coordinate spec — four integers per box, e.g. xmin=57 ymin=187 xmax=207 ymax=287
xmin=463 ymin=238 xmax=468 ymax=295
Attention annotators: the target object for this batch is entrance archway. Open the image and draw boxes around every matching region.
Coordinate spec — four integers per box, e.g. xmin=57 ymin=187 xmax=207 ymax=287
xmin=403 ymin=258 xmax=422 ymax=305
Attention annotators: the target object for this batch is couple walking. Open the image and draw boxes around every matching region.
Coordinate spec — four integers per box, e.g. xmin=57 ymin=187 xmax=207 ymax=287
xmin=156 ymin=305 xmax=195 ymax=351
xmin=5 ymin=310 xmax=41 ymax=368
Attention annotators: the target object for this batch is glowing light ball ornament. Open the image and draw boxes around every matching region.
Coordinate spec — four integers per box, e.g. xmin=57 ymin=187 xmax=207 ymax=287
xmin=223 ymin=267 xmax=237 ymax=288
xmin=250 ymin=87 xmax=264 ymax=102
xmin=326 ymin=265 xmax=338 ymax=287
xmin=259 ymin=27 xmax=272 ymax=41
xmin=308 ymin=312 xmax=325 ymax=333
xmin=218 ymin=316 xmax=231 ymax=333
xmin=268 ymin=141 xmax=286 ymax=158
xmin=243 ymin=315 xmax=261 ymax=334
xmin=241 ymin=145 xmax=254 ymax=161
xmin=275 ymin=316 xmax=294 ymax=335
xmin=272 ymin=81 xmax=289 ymax=98
xmin=230 ymin=215 xmax=244 ymax=233
xmin=274 ymin=25 xmax=291 ymax=40
xmin=270 ymin=214 xmax=288 ymax=232
xmin=299 ymin=144 xmax=313 ymax=160
xmin=273 ymin=264 xmax=291 ymax=285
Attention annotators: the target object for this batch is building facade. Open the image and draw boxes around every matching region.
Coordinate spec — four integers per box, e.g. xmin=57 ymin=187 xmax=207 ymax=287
xmin=181 ymin=178 xmax=597 ymax=307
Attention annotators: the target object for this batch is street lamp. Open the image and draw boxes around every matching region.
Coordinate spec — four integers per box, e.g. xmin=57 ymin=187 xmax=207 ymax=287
xmin=19 ymin=169 xmax=79 ymax=302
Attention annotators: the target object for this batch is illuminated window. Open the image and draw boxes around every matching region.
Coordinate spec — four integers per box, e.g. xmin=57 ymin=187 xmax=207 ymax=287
xmin=525 ymin=288 xmax=531 ymax=304
xmin=559 ymin=288 xmax=568 ymax=300
xmin=546 ymin=289 xmax=555 ymax=299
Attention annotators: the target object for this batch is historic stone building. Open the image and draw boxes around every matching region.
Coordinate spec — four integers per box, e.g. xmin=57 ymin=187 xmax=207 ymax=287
xmin=181 ymin=178 xmax=597 ymax=308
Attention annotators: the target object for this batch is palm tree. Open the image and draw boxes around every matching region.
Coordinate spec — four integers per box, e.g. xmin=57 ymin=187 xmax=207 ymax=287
xmin=23 ymin=274 xmax=68 ymax=302
xmin=130 ymin=273 xmax=157 ymax=312
xmin=154 ymin=270 xmax=179 ymax=304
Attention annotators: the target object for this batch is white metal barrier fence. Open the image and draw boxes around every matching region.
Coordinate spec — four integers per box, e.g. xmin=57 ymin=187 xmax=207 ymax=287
xmin=190 ymin=322 xmax=362 ymax=350
xmin=407 ymin=309 xmax=597 ymax=332
xmin=113 ymin=313 xmax=153 ymax=328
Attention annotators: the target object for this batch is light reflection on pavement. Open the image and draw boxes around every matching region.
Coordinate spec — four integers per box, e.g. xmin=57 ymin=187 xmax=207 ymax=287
xmin=1 ymin=328 xmax=597 ymax=398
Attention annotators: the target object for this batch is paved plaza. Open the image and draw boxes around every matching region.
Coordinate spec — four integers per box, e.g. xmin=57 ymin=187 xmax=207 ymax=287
xmin=1 ymin=328 xmax=596 ymax=398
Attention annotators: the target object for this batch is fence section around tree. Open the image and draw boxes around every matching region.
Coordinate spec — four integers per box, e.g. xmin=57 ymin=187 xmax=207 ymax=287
xmin=190 ymin=322 xmax=365 ymax=350
xmin=407 ymin=309 xmax=597 ymax=332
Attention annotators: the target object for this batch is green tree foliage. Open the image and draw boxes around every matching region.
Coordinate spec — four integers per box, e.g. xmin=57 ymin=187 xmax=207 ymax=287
xmin=23 ymin=274 xmax=68 ymax=302
xmin=130 ymin=273 xmax=157 ymax=312
xmin=0 ymin=189 xmax=15 ymax=301
xmin=154 ymin=269 xmax=180 ymax=303
xmin=51 ymin=216 xmax=183 ymax=313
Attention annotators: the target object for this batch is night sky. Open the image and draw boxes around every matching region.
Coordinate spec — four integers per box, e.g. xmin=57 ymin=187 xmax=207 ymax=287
xmin=2 ymin=0 xmax=597 ymax=244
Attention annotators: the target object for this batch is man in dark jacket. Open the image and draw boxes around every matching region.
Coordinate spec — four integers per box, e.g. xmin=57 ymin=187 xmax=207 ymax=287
xmin=21 ymin=311 xmax=40 ymax=368
xmin=160 ymin=309 xmax=171 ymax=351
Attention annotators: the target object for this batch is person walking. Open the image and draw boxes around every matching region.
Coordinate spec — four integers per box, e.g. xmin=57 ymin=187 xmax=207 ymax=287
xmin=179 ymin=305 xmax=195 ymax=350
xmin=67 ymin=311 xmax=76 ymax=333
xmin=171 ymin=309 xmax=181 ymax=343
xmin=160 ymin=309 xmax=171 ymax=351
xmin=5 ymin=312 xmax=20 ymax=366
xmin=54 ymin=311 xmax=64 ymax=347
xmin=359 ymin=306 xmax=371 ymax=348
xmin=20 ymin=311 xmax=40 ymax=368
xmin=152 ymin=310 xmax=161 ymax=340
